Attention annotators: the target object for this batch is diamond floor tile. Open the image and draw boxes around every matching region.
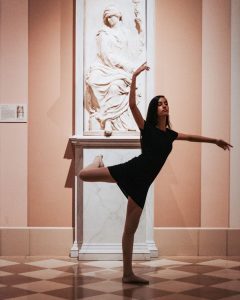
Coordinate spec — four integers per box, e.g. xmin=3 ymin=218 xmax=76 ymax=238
xmin=0 ymin=274 xmax=39 ymax=285
xmin=9 ymin=294 xmax=64 ymax=300
xmin=81 ymin=261 xmax=125 ymax=268
xmin=82 ymin=269 xmax=123 ymax=280
xmin=13 ymin=280 xmax=71 ymax=292
xmin=178 ymin=274 xmax=231 ymax=286
xmin=49 ymin=274 xmax=105 ymax=286
xmin=182 ymin=286 xmax=239 ymax=300
xmin=151 ymin=294 xmax=209 ymax=300
xmin=197 ymin=259 xmax=240 ymax=268
xmin=20 ymin=269 xmax=66 ymax=280
xmin=145 ymin=268 xmax=195 ymax=280
xmin=171 ymin=264 xmax=221 ymax=274
xmin=205 ymin=269 xmax=240 ymax=280
xmin=0 ymin=263 xmax=45 ymax=273
xmin=26 ymin=258 xmax=78 ymax=269
xmin=113 ymin=286 xmax=171 ymax=299
xmin=81 ymin=294 xmax=134 ymax=300
xmin=82 ymin=280 xmax=133 ymax=293
xmin=0 ymin=259 xmax=19 ymax=267
xmin=212 ymin=280 xmax=240 ymax=292
xmin=0 ymin=270 xmax=12 ymax=277
xmin=45 ymin=286 xmax=105 ymax=299
xmin=0 ymin=256 xmax=240 ymax=300
xmin=150 ymin=280 xmax=203 ymax=293
xmin=140 ymin=258 xmax=191 ymax=268
xmin=54 ymin=264 xmax=103 ymax=274
xmin=219 ymin=295 xmax=240 ymax=300
xmin=0 ymin=286 xmax=35 ymax=299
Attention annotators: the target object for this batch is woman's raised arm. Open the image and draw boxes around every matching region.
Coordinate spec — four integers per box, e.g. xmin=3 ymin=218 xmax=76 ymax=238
xmin=129 ymin=62 xmax=150 ymax=130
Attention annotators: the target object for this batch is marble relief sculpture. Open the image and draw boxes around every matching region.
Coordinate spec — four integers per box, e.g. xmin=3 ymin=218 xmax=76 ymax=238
xmin=85 ymin=2 xmax=145 ymax=136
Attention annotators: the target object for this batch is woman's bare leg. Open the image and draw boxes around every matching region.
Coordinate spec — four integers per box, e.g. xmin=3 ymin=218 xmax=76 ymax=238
xmin=122 ymin=197 xmax=149 ymax=284
xmin=79 ymin=155 xmax=115 ymax=183
xmin=80 ymin=157 xmax=148 ymax=283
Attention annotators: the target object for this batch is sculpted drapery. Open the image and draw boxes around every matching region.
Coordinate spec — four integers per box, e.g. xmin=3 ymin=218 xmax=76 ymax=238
xmin=85 ymin=4 xmax=144 ymax=136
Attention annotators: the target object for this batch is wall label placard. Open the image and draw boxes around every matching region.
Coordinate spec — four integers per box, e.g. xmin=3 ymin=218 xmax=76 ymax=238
xmin=0 ymin=104 xmax=27 ymax=122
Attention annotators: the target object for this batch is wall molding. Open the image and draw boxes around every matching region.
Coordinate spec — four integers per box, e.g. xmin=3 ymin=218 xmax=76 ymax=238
xmin=0 ymin=227 xmax=239 ymax=256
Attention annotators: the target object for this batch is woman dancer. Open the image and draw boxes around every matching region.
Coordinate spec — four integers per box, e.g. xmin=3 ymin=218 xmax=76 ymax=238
xmin=79 ymin=62 xmax=232 ymax=284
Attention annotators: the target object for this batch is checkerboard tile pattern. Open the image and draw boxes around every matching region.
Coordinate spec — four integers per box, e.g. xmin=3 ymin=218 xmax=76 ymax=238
xmin=0 ymin=256 xmax=240 ymax=299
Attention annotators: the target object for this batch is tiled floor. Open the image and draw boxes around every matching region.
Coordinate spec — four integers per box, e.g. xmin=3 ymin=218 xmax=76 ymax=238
xmin=0 ymin=256 xmax=240 ymax=299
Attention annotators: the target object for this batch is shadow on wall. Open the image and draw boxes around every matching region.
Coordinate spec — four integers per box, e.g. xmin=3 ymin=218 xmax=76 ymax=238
xmin=64 ymin=139 xmax=75 ymax=229
xmin=64 ymin=139 xmax=75 ymax=188
xmin=155 ymin=158 xmax=201 ymax=227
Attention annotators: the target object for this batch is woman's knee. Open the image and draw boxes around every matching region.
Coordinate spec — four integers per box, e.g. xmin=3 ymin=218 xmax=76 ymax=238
xmin=79 ymin=167 xmax=114 ymax=183
xmin=79 ymin=170 xmax=88 ymax=181
xmin=123 ymin=224 xmax=138 ymax=236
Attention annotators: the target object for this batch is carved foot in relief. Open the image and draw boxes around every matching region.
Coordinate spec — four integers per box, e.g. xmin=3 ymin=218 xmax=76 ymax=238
xmin=104 ymin=121 xmax=112 ymax=137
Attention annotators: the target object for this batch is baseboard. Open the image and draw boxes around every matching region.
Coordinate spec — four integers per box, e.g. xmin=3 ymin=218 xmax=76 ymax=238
xmin=0 ymin=227 xmax=73 ymax=256
xmin=0 ymin=227 xmax=239 ymax=256
xmin=154 ymin=227 xmax=240 ymax=256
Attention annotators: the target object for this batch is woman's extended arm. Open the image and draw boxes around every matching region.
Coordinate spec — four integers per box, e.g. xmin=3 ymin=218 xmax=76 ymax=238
xmin=129 ymin=62 xmax=150 ymax=130
xmin=177 ymin=133 xmax=233 ymax=150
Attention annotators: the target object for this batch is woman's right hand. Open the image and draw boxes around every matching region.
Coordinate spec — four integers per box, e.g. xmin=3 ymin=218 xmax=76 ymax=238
xmin=133 ymin=62 xmax=150 ymax=77
xmin=216 ymin=139 xmax=233 ymax=150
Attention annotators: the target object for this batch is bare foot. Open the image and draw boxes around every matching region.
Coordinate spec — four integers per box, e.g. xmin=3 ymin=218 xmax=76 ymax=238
xmin=99 ymin=155 xmax=104 ymax=167
xmin=92 ymin=155 xmax=104 ymax=168
xmin=122 ymin=274 xmax=149 ymax=285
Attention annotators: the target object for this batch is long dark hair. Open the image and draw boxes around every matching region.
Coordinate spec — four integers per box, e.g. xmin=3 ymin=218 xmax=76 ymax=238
xmin=146 ymin=95 xmax=171 ymax=128
xmin=140 ymin=95 xmax=171 ymax=151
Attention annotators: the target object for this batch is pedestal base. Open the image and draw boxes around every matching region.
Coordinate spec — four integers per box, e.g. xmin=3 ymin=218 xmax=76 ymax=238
xmin=70 ymin=241 xmax=79 ymax=258
xmin=70 ymin=138 xmax=159 ymax=262
xmin=78 ymin=242 xmax=158 ymax=260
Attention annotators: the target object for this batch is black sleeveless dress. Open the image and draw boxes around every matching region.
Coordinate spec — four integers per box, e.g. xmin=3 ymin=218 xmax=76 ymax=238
xmin=108 ymin=121 xmax=178 ymax=209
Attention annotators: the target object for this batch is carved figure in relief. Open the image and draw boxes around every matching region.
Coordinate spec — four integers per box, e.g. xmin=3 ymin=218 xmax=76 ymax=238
xmin=85 ymin=3 xmax=144 ymax=136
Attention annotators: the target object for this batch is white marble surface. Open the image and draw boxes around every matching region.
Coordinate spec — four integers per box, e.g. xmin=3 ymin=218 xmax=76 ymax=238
xmin=83 ymin=148 xmax=146 ymax=245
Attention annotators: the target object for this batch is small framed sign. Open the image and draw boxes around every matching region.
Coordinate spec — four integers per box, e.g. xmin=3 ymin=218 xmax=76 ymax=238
xmin=0 ymin=104 xmax=27 ymax=123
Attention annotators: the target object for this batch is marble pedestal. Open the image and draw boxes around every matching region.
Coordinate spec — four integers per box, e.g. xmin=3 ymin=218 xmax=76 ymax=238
xmin=70 ymin=136 xmax=158 ymax=260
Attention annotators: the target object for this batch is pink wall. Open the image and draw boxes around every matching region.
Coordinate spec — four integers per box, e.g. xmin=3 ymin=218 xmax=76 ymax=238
xmin=230 ymin=0 xmax=240 ymax=228
xmin=28 ymin=0 xmax=73 ymax=226
xmin=201 ymin=0 xmax=231 ymax=227
xmin=154 ymin=0 xmax=202 ymax=227
xmin=0 ymin=0 xmax=233 ymax=229
xmin=0 ymin=0 xmax=28 ymax=226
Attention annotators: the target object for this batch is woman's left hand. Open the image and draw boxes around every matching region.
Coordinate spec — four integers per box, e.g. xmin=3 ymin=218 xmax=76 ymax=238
xmin=216 ymin=139 xmax=233 ymax=150
xmin=133 ymin=62 xmax=150 ymax=77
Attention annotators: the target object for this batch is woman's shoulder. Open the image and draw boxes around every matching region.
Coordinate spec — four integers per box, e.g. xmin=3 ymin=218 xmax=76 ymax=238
xmin=167 ymin=128 xmax=178 ymax=140
xmin=139 ymin=121 xmax=154 ymax=133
